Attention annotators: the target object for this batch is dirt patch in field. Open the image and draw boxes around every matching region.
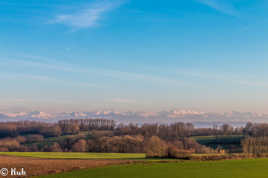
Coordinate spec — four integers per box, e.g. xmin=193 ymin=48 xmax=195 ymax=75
xmin=0 ymin=156 xmax=134 ymax=178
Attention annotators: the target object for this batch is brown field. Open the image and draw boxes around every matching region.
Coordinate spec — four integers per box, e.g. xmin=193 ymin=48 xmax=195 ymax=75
xmin=0 ymin=156 xmax=134 ymax=178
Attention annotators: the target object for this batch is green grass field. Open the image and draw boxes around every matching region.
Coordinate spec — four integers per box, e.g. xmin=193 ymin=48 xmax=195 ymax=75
xmin=35 ymin=158 xmax=268 ymax=178
xmin=0 ymin=152 xmax=145 ymax=159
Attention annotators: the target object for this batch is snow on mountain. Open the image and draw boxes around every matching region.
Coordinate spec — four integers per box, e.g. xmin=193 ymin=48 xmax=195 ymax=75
xmin=1 ymin=110 xmax=268 ymax=127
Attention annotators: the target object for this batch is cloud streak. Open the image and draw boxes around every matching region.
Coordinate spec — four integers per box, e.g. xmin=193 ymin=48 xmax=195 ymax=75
xmin=0 ymin=57 xmax=191 ymax=88
xmin=50 ymin=0 xmax=124 ymax=30
xmin=0 ymin=71 xmax=98 ymax=88
xmin=176 ymin=69 xmax=268 ymax=88
xmin=3 ymin=56 xmax=268 ymax=89
xmin=197 ymin=0 xmax=238 ymax=16
xmin=4 ymin=53 xmax=268 ymax=90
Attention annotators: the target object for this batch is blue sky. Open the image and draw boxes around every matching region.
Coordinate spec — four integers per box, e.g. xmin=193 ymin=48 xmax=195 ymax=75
xmin=1 ymin=0 xmax=268 ymax=113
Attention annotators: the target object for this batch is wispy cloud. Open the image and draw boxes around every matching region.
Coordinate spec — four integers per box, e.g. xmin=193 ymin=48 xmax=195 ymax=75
xmin=0 ymin=57 xmax=191 ymax=87
xmin=0 ymin=71 xmax=98 ymax=88
xmin=4 ymin=53 xmax=268 ymax=90
xmin=176 ymin=69 xmax=268 ymax=88
xmin=50 ymin=0 xmax=124 ymax=30
xmin=196 ymin=0 xmax=238 ymax=16
xmin=3 ymin=56 xmax=268 ymax=89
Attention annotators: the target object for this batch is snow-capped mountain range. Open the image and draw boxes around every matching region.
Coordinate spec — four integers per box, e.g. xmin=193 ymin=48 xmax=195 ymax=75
xmin=0 ymin=110 xmax=268 ymax=127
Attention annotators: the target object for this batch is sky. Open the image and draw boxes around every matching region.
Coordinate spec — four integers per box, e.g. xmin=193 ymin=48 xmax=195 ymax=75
xmin=1 ymin=0 xmax=268 ymax=113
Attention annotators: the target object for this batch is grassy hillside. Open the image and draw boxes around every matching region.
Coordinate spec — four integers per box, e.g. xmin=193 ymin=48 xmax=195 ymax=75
xmin=0 ymin=152 xmax=145 ymax=159
xmin=36 ymin=159 xmax=268 ymax=178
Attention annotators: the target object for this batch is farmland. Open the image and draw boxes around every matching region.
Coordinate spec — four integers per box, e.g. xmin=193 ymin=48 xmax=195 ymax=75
xmin=0 ymin=152 xmax=145 ymax=159
xmin=0 ymin=155 xmax=134 ymax=178
xmin=0 ymin=152 xmax=266 ymax=178
xmin=35 ymin=158 xmax=268 ymax=178
xmin=0 ymin=152 xmax=268 ymax=178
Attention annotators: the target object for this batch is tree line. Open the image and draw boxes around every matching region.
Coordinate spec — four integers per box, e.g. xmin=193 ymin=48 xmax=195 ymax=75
xmin=1 ymin=120 xmax=268 ymax=158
